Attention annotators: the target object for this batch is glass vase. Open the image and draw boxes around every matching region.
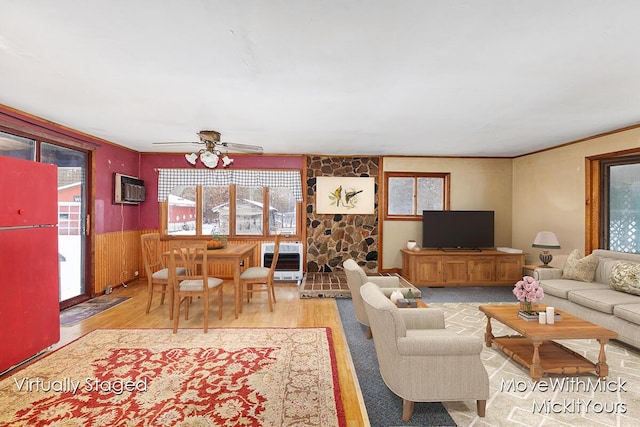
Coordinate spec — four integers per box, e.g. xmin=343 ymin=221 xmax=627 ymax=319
xmin=520 ymin=301 xmax=533 ymax=313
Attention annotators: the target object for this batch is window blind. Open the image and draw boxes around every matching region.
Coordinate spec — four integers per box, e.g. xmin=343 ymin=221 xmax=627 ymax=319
xmin=157 ymin=169 xmax=303 ymax=202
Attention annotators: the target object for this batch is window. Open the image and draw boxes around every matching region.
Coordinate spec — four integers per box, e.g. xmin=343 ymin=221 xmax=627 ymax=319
xmin=236 ymin=186 xmax=264 ymax=235
xmin=0 ymin=130 xmax=35 ymax=160
xmin=167 ymin=186 xmax=197 ymax=235
xmin=601 ymin=155 xmax=640 ymax=253
xmin=203 ymin=186 xmax=230 ymax=235
xmin=269 ymin=186 xmax=298 ymax=235
xmin=385 ymin=172 xmax=450 ymax=219
xmin=158 ymin=169 xmax=303 ymax=238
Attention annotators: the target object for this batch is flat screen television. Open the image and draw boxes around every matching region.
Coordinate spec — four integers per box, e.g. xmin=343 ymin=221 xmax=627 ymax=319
xmin=422 ymin=210 xmax=494 ymax=250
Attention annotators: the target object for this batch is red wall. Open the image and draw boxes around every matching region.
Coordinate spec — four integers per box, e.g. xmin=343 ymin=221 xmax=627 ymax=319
xmin=95 ymin=143 xmax=141 ymax=234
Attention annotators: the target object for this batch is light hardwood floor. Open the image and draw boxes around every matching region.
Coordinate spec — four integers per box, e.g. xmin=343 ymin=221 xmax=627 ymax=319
xmin=20 ymin=279 xmax=369 ymax=426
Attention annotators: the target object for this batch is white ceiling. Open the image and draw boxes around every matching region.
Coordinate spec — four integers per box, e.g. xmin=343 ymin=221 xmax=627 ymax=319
xmin=1 ymin=1 xmax=640 ymax=157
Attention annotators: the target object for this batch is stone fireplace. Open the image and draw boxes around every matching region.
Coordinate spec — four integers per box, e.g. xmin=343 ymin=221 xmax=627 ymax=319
xmin=306 ymin=156 xmax=379 ymax=273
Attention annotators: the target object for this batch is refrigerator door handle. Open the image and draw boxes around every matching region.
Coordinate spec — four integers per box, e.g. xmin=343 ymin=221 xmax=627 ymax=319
xmin=0 ymin=224 xmax=55 ymax=231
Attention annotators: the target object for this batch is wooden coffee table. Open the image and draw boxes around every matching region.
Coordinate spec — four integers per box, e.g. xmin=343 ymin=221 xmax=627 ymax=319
xmin=479 ymin=305 xmax=617 ymax=380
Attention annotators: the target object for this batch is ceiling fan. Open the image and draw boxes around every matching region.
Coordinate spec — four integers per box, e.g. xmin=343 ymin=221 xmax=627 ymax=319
xmin=154 ymin=130 xmax=263 ymax=168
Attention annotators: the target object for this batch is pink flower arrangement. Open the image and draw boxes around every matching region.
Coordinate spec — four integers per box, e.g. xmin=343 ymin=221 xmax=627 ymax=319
xmin=513 ymin=276 xmax=544 ymax=303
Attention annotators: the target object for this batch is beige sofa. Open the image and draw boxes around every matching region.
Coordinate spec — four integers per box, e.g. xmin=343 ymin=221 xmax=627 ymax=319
xmin=536 ymin=249 xmax=640 ymax=348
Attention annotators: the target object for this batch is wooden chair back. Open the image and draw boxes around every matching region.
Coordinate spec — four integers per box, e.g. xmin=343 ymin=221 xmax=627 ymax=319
xmin=167 ymin=239 xmax=223 ymax=333
xmin=141 ymin=233 xmax=163 ymax=277
xmin=167 ymin=239 xmax=209 ymax=285
xmin=268 ymin=234 xmax=283 ymax=278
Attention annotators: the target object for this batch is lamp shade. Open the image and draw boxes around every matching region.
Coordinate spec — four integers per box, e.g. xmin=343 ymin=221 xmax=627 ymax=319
xmin=532 ymin=231 xmax=561 ymax=249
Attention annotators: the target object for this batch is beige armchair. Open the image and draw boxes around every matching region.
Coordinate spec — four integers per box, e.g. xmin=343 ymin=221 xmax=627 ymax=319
xmin=360 ymin=282 xmax=489 ymax=421
xmin=343 ymin=258 xmax=421 ymax=338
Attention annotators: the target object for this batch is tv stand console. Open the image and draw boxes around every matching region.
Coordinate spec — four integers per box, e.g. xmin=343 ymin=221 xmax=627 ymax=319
xmin=401 ymin=249 xmax=525 ymax=287
xmin=440 ymin=247 xmax=482 ymax=252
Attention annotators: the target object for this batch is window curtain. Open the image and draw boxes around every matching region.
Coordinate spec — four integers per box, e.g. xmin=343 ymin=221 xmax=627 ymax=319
xmin=157 ymin=169 xmax=303 ymax=202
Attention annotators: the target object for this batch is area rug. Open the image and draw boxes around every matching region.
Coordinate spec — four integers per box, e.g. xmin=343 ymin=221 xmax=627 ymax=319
xmin=59 ymin=296 xmax=130 ymax=326
xmin=300 ymin=271 xmax=419 ymax=298
xmin=0 ymin=328 xmax=345 ymax=426
xmin=337 ymin=299 xmax=640 ymax=426
xmin=427 ymin=303 xmax=640 ymax=427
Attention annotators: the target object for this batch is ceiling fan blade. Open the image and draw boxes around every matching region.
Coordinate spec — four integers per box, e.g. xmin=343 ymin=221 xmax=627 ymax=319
xmin=152 ymin=130 xmax=263 ymax=154
xmin=218 ymin=141 xmax=264 ymax=153
xmin=152 ymin=141 xmax=201 ymax=145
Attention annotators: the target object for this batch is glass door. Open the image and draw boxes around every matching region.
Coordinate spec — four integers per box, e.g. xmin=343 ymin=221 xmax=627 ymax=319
xmin=41 ymin=143 xmax=89 ymax=308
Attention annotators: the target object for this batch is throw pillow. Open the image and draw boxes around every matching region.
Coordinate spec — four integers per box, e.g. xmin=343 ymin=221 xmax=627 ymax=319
xmin=561 ymin=249 xmax=599 ymax=282
xmin=610 ymin=261 xmax=640 ymax=296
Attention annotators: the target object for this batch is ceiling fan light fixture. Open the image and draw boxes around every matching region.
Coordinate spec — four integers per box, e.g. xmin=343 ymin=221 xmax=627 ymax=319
xmin=178 ymin=130 xmax=260 ymax=167
xmin=200 ymin=150 xmax=219 ymax=168
xmin=221 ymin=154 xmax=234 ymax=167
xmin=185 ymin=152 xmax=198 ymax=165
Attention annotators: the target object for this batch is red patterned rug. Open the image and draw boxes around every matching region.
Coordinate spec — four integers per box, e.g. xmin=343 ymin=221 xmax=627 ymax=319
xmin=0 ymin=328 xmax=345 ymax=426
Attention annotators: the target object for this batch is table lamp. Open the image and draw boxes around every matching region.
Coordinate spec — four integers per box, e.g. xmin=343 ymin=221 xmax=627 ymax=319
xmin=532 ymin=231 xmax=561 ymax=267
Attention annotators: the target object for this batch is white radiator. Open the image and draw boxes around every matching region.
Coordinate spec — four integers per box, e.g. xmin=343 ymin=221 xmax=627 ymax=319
xmin=261 ymin=241 xmax=304 ymax=282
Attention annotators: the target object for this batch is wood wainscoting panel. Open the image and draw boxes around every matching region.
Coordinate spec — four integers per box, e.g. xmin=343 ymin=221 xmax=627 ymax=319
xmin=94 ymin=232 xmax=265 ymax=295
xmin=94 ymin=230 xmax=146 ymax=295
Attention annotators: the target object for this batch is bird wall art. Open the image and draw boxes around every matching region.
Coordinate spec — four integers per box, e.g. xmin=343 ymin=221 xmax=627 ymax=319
xmin=316 ymin=177 xmax=375 ymax=214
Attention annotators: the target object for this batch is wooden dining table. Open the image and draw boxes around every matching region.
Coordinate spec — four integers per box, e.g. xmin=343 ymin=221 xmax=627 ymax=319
xmin=206 ymin=243 xmax=257 ymax=318
xmin=164 ymin=242 xmax=257 ymax=319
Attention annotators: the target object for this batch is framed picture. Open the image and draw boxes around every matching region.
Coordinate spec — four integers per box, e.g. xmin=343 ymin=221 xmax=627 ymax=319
xmin=316 ymin=176 xmax=375 ymax=214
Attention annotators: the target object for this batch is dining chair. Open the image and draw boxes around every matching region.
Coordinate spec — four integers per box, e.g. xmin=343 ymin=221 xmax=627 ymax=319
xmin=141 ymin=233 xmax=184 ymax=318
xmin=167 ymin=239 xmax=224 ymax=333
xmin=238 ymin=234 xmax=281 ymax=312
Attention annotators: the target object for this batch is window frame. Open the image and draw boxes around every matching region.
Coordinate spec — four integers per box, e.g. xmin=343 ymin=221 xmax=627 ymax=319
xmin=383 ymin=172 xmax=451 ymax=220
xmin=161 ymin=183 xmax=302 ymax=239
xmin=599 ymin=154 xmax=640 ymax=253
xmin=586 ymin=149 xmax=640 ymax=253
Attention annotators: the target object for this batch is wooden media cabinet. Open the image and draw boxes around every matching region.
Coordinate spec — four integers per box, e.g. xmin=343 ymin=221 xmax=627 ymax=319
xmin=401 ymin=249 xmax=525 ymax=286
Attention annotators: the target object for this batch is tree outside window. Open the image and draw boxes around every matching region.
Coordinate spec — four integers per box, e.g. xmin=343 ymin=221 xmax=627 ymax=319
xmin=203 ymin=186 xmax=230 ymax=236
xmin=269 ymin=187 xmax=298 ymax=235
xmin=236 ymin=186 xmax=264 ymax=235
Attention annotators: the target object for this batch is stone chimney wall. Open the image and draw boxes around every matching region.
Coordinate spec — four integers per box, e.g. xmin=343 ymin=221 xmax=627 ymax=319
xmin=306 ymin=156 xmax=379 ymax=273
